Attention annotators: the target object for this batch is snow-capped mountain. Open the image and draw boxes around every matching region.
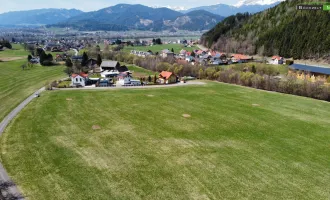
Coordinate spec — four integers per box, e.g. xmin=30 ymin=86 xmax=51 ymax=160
xmin=183 ymin=0 xmax=283 ymax=17
xmin=234 ymin=0 xmax=285 ymax=7
xmin=151 ymin=5 xmax=186 ymax=11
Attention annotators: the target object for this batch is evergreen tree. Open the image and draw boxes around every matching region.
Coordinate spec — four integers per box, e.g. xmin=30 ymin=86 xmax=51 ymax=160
xmin=97 ymin=54 xmax=102 ymax=66
xmin=171 ymin=48 xmax=174 ymax=53
xmin=153 ymin=75 xmax=157 ymax=84
xmin=81 ymin=52 xmax=89 ymax=66
xmin=65 ymin=58 xmax=73 ymax=68
xmin=39 ymin=50 xmax=47 ymax=65
xmin=148 ymin=75 xmax=152 ymax=83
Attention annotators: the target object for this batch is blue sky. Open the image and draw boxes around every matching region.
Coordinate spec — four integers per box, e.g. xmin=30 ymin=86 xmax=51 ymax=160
xmin=0 ymin=0 xmax=239 ymax=13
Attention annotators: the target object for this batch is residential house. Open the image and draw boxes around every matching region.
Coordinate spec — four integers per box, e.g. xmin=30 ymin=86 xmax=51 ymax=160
xmin=161 ymin=49 xmax=174 ymax=58
xmin=159 ymin=71 xmax=177 ymax=84
xmin=100 ymin=61 xmax=120 ymax=71
xmin=271 ymin=56 xmax=284 ymax=65
xmin=86 ymin=58 xmax=98 ymax=69
xmin=231 ymin=54 xmax=251 ymax=63
xmin=116 ymin=72 xmax=141 ymax=86
xmin=71 ymin=72 xmax=89 ymax=87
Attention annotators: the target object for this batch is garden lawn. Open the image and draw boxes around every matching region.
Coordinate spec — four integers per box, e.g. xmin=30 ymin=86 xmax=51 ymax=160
xmin=1 ymin=82 xmax=330 ymax=199
xmin=0 ymin=60 xmax=66 ymax=121
xmin=123 ymin=44 xmax=198 ymax=54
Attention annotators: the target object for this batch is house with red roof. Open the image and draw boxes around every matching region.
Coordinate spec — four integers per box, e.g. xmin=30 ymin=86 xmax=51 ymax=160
xmin=271 ymin=56 xmax=284 ymax=65
xmin=71 ymin=72 xmax=89 ymax=87
xmin=159 ymin=71 xmax=177 ymax=84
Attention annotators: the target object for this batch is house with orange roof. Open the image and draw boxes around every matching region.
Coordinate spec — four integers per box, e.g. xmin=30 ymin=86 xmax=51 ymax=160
xmin=159 ymin=71 xmax=177 ymax=84
xmin=231 ymin=54 xmax=252 ymax=63
xmin=271 ymin=56 xmax=284 ymax=65
xmin=71 ymin=72 xmax=89 ymax=87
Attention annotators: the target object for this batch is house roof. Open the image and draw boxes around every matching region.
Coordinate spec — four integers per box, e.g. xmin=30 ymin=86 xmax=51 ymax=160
xmin=289 ymin=64 xmax=330 ymax=75
xmin=72 ymin=72 xmax=88 ymax=78
xmin=159 ymin=71 xmax=175 ymax=79
xmin=100 ymin=61 xmax=119 ymax=68
xmin=232 ymin=54 xmax=251 ymax=60
xmin=272 ymin=56 xmax=283 ymax=60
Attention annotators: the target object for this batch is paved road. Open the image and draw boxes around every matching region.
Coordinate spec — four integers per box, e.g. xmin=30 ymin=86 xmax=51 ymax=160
xmin=0 ymin=87 xmax=45 ymax=199
xmin=57 ymin=81 xmax=206 ymax=91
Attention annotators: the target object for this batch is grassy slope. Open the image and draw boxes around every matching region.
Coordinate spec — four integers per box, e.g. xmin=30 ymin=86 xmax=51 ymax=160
xmin=1 ymin=82 xmax=330 ymax=199
xmin=0 ymin=60 xmax=66 ymax=121
xmin=123 ymin=44 xmax=197 ymax=54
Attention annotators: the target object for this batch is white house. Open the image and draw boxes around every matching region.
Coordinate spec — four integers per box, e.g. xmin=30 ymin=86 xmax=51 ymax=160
xmin=71 ymin=73 xmax=89 ymax=87
xmin=116 ymin=72 xmax=141 ymax=86
xmin=271 ymin=56 xmax=284 ymax=65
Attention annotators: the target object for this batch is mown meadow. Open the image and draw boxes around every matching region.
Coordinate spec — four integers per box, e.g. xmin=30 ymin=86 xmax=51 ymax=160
xmin=1 ymin=82 xmax=330 ymax=199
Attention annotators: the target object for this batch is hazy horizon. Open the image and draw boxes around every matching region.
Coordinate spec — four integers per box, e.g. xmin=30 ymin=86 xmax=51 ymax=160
xmin=0 ymin=0 xmax=240 ymax=14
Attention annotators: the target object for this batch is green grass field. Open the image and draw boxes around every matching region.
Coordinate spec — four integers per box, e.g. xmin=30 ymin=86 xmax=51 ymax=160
xmin=123 ymin=44 xmax=198 ymax=54
xmin=0 ymin=44 xmax=29 ymax=60
xmin=0 ymin=60 xmax=66 ymax=121
xmin=1 ymin=82 xmax=330 ymax=199
xmin=126 ymin=65 xmax=156 ymax=77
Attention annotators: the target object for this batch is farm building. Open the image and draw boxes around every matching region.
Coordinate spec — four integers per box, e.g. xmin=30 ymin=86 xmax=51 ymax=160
xmin=100 ymin=61 xmax=120 ymax=71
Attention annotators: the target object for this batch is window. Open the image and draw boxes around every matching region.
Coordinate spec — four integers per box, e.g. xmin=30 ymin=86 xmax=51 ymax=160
xmin=76 ymin=78 xmax=78 ymax=82
xmin=80 ymin=78 xmax=82 ymax=82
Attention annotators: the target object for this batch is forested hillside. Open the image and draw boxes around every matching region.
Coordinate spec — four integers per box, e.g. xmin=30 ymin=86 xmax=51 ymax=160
xmin=201 ymin=0 xmax=330 ymax=59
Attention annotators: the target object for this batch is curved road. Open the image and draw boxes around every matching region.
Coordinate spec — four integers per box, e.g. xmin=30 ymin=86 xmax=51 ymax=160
xmin=0 ymin=87 xmax=45 ymax=199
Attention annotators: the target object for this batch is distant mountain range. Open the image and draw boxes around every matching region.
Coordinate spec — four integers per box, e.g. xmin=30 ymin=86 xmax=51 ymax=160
xmin=0 ymin=1 xmax=283 ymax=31
xmin=182 ymin=0 xmax=284 ymax=17
xmin=0 ymin=9 xmax=83 ymax=26
xmin=51 ymin=4 xmax=224 ymax=31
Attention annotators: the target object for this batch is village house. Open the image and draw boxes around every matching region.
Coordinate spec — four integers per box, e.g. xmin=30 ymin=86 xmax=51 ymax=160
xmin=271 ymin=56 xmax=284 ymax=65
xmin=161 ymin=49 xmax=174 ymax=58
xmin=231 ymin=54 xmax=252 ymax=63
xmin=71 ymin=72 xmax=89 ymax=87
xmin=100 ymin=61 xmax=121 ymax=71
xmin=159 ymin=71 xmax=177 ymax=84
xmin=116 ymin=72 xmax=141 ymax=86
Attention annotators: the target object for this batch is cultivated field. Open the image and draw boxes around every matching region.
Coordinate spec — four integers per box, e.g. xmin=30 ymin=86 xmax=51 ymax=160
xmin=1 ymin=82 xmax=330 ymax=199
xmin=0 ymin=60 xmax=65 ymax=121
xmin=123 ymin=44 xmax=197 ymax=54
